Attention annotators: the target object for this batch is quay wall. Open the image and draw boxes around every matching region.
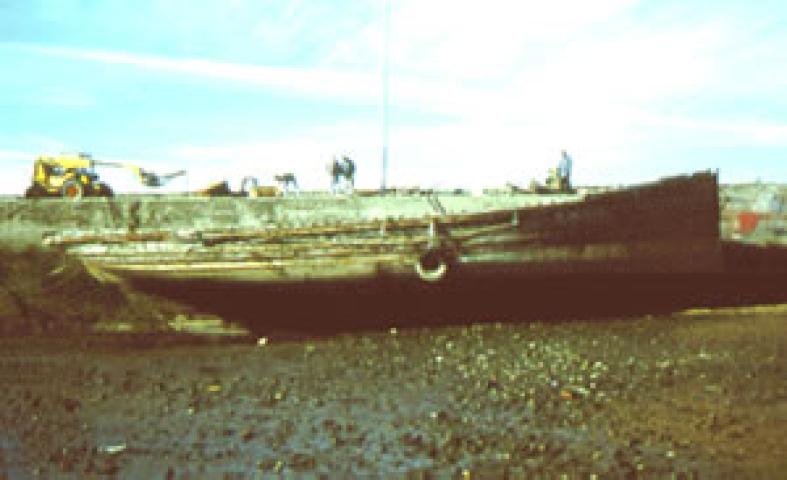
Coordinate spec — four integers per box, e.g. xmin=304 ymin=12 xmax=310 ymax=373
xmin=0 ymin=192 xmax=581 ymax=247
xmin=0 ymin=184 xmax=784 ymax=248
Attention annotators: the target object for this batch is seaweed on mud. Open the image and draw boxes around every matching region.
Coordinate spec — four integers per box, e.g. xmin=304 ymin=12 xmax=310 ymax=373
xmin=0 ymin=246 xmax=182 ymax=335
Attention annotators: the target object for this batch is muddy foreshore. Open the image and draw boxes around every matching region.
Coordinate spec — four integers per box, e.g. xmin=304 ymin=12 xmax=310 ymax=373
xmin=1 ymin=308 xmax=785 ymax=479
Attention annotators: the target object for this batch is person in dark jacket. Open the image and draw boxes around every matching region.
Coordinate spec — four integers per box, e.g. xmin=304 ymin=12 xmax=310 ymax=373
xmin=341 ymin=156 xmax=356 ymax=193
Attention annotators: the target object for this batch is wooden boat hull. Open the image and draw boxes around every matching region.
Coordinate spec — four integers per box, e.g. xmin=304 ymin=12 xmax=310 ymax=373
xmin=49 ymin=171 xmax=724 ymax=285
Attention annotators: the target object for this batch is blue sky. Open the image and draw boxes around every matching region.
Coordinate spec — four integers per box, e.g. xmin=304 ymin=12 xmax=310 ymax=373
xmin=1 ymin=0 xmax=785 ymax=194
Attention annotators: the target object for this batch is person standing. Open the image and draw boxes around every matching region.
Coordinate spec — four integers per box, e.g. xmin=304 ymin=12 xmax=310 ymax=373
xmin=329 ymin=156 xmax=342 ymax=194
xmin=341 ymin=155 xmax=356 ymax=193
xmin=558 ymin=150 xmax=573 ymax=191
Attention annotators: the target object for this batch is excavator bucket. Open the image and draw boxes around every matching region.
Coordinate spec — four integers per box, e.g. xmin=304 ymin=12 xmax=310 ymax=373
xmin=138 ymin=169 xmax=186 ymax=188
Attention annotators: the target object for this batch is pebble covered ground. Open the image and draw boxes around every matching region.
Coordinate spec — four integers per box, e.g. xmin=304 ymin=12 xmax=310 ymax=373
xmin=0 ymin=308 xmax=785 ymax=478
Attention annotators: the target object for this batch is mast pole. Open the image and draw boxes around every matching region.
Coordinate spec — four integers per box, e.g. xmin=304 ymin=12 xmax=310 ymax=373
xmin=381 ymin=0 xmax=391 ymax=192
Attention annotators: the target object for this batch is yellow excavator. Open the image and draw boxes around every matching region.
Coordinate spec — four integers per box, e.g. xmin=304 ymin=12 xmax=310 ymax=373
xmin=25 ymin=153 xmax=186 ymax=198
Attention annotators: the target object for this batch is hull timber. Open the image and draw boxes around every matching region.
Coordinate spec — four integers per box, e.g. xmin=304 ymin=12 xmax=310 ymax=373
xmin=45 ymin=172 xmax=723 ymax=284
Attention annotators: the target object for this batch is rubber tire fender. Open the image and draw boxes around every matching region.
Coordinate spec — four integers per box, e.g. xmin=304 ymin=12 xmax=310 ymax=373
xmin=415 ymin=248 xmax=450 ymax=282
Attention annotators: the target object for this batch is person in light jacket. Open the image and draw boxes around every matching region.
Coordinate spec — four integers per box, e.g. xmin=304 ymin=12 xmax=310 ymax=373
xmin=558 ymin=150 xmax=573 ymax=191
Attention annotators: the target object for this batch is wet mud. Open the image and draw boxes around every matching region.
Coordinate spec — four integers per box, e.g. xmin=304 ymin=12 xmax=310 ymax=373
xmin=1 ymin=308 xmax=785 ymax=478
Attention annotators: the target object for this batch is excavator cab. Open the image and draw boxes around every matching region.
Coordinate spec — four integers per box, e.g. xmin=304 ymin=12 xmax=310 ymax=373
xmin=25 ymin=153 xmax=112 ymax=198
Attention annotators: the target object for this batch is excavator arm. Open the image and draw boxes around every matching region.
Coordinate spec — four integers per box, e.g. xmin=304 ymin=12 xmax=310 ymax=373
xmin=93 ymin=161 xmax=186 ymax=187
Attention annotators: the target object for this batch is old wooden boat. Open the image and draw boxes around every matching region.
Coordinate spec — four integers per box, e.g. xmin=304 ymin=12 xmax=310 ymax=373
xmin=44 ymin=171 xmax=723 ymax=285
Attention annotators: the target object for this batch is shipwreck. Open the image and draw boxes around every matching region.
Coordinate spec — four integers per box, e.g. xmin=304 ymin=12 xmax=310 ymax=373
xmin=44 ymin=171 xmax=723 ymax=284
